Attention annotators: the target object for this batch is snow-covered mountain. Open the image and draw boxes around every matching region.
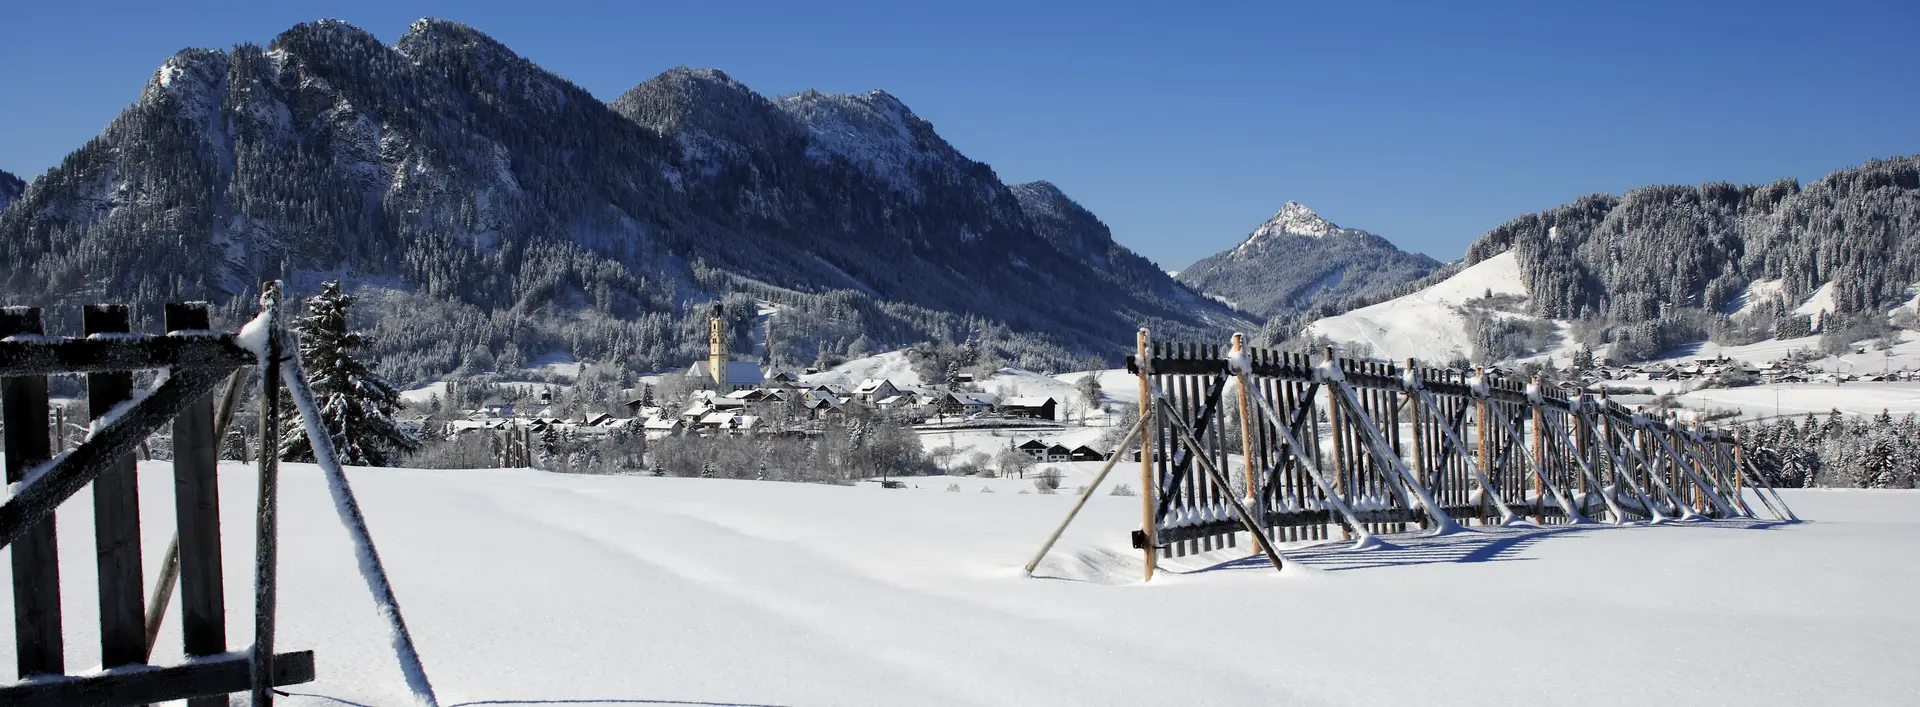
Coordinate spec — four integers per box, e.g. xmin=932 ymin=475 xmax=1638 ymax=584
xmin=0 ymin=20 xmax=1234 ymax=382
xmin=1176 ymin=202 xmax=1440 ymax=319
xmin=0 ymin=169 xmax=22 ymax=213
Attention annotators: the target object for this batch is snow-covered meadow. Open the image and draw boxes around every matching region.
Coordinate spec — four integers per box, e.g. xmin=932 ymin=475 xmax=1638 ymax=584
xmin=4 ymin=462 xmax=1915 ymax=706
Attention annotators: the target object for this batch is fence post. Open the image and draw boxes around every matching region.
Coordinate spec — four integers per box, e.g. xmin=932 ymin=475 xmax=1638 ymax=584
xmin=253 ymin=284 xmax=283 ymax=706
xmin=167 ymin=303 xmax=229 ymax=705
xmin=83 ymin=304 xmax=147 ymax=669
xmin=2 ymin=306 xmax=63 ymax=678
xmin=1136 ymin=328 xmax=1156 ymax=582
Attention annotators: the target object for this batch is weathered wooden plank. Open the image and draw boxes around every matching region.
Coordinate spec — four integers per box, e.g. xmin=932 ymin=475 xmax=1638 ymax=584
xmin=166 ymin=304 xmax=229 ymax=707
xmin=2 ymin=306 xmax=63 ymax=678
xmin=0 ymin=366 xmax=234 ymax=553
xmin=0 ymin=334 xmax=253 ymax=377
xmin=83 ymin=304 xmax=147 ymax=669
xmin=0 ymin=650 xmax=313 ymax=707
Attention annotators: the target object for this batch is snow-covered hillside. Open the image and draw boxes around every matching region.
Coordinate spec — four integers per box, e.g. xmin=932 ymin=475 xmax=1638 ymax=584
xmin=1304 ymin=251 xmax=1562 ymax=363
xmin=4 ymin=461 xmax=1913 ymax=706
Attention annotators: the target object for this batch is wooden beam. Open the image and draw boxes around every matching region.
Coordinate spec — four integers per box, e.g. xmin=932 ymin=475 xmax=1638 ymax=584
xmin=166 ymin=304 xmax=231 ymax=707
xmin=0 ymin=366 xmax=234 ymax=553
xmin=2 ymin=306 xmax=63 ymax=678
xmin=83 ymin=304 xmax=147 ymax=669
xmin=0 ymin=334 xmax=253 ymax=377
xmin=0 ymin=650 xmax=313 ymax=707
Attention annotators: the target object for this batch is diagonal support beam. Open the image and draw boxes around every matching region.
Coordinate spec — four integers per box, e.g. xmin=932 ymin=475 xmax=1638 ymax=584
xmin=1483 ymin=401 xmax=1590 ymax=523
xmin=1151 ymin=374 xmax=1228 ymax=523
xmin=1251 ymin=382 xmax=1318 ymax=511
xmin=1413 ymin=389 xmax=1519 ymax=524
xmin=1246 ymin=387 xmax=1374 ymax=539
xmin=1328 ymin=379 xmax=1462 ymax=534
xmin=1542 ymin=412 xmax=1631 ymax=523
xmin=1159 ymin=398 xmax=1286 ymax=572
xmin=1615 ymin=423 xmax=1700 ymax=521
xmin=0 ymin=366 xmax=234 ymax=552
xmin=1649 ymin=429 xmax=1740 ymax=518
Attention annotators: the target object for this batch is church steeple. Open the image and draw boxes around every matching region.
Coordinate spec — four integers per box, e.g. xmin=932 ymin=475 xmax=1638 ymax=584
xmin=708 ymin=303 xmax=727 ymax=387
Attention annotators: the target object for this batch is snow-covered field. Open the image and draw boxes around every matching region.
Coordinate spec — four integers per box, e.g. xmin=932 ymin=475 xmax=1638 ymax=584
xmin=5 ymin=463 xmax=1916 ymax=706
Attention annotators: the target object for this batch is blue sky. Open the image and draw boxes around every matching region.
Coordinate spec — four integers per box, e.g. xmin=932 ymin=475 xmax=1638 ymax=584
xmin=2 ymin=1 xmax=1914 ymax=268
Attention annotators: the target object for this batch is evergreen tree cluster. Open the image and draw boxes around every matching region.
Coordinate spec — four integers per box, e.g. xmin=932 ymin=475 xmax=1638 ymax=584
xmin=1741 ymin=409 xmax=1920 ymax=490
xmin=0 ymin=169 xmax=22 ymax=213
xmin=280 ymin=281 xmax=419 ymax=466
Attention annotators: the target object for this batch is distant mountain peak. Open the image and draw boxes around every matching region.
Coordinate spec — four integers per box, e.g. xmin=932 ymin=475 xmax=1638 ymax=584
xmin=1242 ymin=201 xmax=1338 ymax=249
xmin=1180 ymin=202 xmax=1439 ymax=319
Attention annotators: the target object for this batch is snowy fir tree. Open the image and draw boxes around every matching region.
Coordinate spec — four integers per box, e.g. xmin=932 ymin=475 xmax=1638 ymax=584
xmin=280 ymin=281 xmax=418 ymax=466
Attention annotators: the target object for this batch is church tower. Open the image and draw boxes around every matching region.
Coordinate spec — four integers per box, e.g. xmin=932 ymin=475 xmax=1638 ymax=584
xmin=708 ymin=303 xmax=727 ymax=387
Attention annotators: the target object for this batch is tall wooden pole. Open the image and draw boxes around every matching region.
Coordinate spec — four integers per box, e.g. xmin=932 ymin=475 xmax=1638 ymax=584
xmin=253 ymin=283 xmax=283 ymax=707
xmin=1530 ymin=376 xmax=1546 ymax=524
xmin=1232 ymin=334 xmax=1259 ymax=510
xmin=1475 ymin=368 xmax=1492 ymax=525
xmin=1136 ymin=328 xmax=1156 ymax=582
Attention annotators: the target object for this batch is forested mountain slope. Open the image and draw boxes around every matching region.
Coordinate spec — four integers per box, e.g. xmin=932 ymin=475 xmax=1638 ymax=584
xmin=1458 ymin=156 xmax=1920 ymax=359
xmin=0 ymin=19 xmax=1237 ymax=383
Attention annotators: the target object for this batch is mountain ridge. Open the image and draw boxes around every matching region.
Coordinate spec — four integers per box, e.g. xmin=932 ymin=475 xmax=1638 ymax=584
xmin=0 ymin=18 xmax=1240 ymax=384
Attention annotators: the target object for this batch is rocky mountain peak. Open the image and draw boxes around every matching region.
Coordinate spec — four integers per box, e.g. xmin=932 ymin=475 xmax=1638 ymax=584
xmin=1243 ymin=201 xmax=1339 ymax=248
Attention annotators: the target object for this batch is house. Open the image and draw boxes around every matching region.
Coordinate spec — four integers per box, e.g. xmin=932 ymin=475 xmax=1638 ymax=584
xmin=1045 ymin=444 xmax=1072 ymax=463
xmin=1017 ymin=439 xmax=1050 ymax=461
xmin=642 ymin=416 xmax=684 ymax=440
xmin=854 ymin=379 xmax=899 ymax=404
xmin=938 ymin=391 xmax=1000 ymax=416
xmin=1069 ymin=445 xmax=1105 ymax=462
xmin=1001 ymin=396 xmax=1057 ymax=421
xmin=581 ymin=412 xmax=614 ymax=427
xmin=482 ymin=403 xmax=515 ymax=418
xmin=765 ymin=370 xmax=802 ymax=387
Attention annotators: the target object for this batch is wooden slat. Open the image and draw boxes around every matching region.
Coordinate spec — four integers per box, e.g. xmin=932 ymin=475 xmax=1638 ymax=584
xmin=166 ymin=304 xmax=229 ymax=707
xmin=0 ymin=334 xmax=254 ymax=377
xmin=83 ymin=304 xmax=147 ymax=669
xmin=0 ymin=650 xmax=313 ymax=707
xmin=2 ymin=306 xmax=63 ymax=678
xmin=0 ymin=366 xmax=234 ymax=553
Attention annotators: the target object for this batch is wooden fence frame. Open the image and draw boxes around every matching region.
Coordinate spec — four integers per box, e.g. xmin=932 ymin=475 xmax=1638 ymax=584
xmin=1120 ymin=330 xmax=1796 ymax=580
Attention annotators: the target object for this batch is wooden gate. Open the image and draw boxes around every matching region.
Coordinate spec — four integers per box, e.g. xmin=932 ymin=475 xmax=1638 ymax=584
xmin=0 ymin=295 xmax=314 ymax=705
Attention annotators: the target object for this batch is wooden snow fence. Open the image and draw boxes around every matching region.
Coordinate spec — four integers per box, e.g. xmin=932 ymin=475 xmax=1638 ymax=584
xmin=1117 ymin=330 xmax=1792 ymax=581
xmin=0 ymin=295 xmax=314 ymax=705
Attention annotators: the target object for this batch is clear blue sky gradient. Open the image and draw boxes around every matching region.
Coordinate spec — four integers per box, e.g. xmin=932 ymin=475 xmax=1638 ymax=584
xmin=2 ymin=1 xmax=1915 ymax=268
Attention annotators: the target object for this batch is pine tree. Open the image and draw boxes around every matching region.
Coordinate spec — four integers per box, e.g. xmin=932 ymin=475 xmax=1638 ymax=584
xmin=280 ymin=281 xmax=418 ymax=466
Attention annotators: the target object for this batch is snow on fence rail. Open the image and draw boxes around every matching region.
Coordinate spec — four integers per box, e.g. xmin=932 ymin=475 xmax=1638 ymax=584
xmin=1110 ymin=330 xmax=1796 ymax=581
xmin=0 ymin=284 xmax=438 ymax=706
